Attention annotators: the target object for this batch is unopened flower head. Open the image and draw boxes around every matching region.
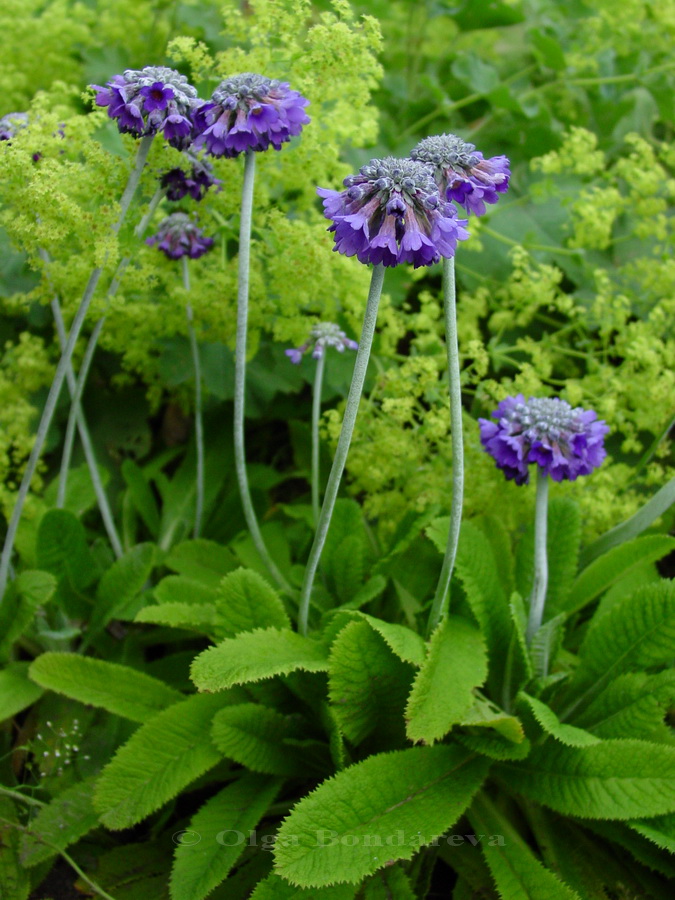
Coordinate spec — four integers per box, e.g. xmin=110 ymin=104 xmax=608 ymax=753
xmin=146 ymin=212 xmax=214 ymax=260
xmin=478 ymin=394 xmax=608 ymax=485
xmin=411 ymin=134 xmax=510 ymax=216
xmin=317 ymin=157 xmax=469 ymax=269
xmin=91 ymin=66 xmax=200 ymax=149
xmin=193 ymin=73 xmax=310 ymax=158
xmin=0 ymin=111 xmax=29 ymax=141
xmin=285 ymin=322 xmax=358 ymax=364
xmin=160 ymin=150 xmax=222 ymax=201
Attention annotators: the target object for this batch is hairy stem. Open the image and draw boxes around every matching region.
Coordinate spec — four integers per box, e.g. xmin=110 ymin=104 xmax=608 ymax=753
xmin=526 ymin=468 xmax=549 ymax=643
xmin=0 ymin=135 xmax=154 ymax=604
xmin=428 ymin=256 xmax=464 ymax=636
xmin=311 ymin=352 xmax=326 ymax=527
xmin=183 ymin=256 xmax=204 ymax=538
xmin=234 ymin=149 xmax=291 ymax=592
xmin=56 ymin=186 xmax=164 ymax=510
xmin=52 ymin=300 xmax=123 ymax=557
xmin=298 ymin=264 xmax=386 ymax=635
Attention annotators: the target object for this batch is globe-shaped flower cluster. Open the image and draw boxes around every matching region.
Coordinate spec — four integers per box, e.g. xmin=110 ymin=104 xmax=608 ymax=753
xmin=479 ymin=395 xmax=609 ymax=485
xmin=146 ymin=212 xmax=214 ymax=260
xmin=285 ymin=322 xmax=358 ymax=364
xmin=317 ymin=157 xmax=470 ymax=269
xmin=412 ymin=133 xmax=511 ymax=217
xmin=193 ymin=73 xmax=310 ymax=158
xmin=91 ymin=66 xmax=202 ymax=149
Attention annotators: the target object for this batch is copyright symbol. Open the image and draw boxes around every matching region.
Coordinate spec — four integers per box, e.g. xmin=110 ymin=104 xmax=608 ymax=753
xmin=172 ymin=830 xmax=201 ymax=846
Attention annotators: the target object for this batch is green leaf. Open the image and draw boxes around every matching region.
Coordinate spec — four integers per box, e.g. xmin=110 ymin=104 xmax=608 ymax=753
xmin=579 ymin=476 xmax=675 ymax=567
xmin=122 ymin=458 xmax=161 ymax=536
xmin=360 ymin=867 xmax=416 ymax=899
xmin=19 ymin=776 xmax=100 ymax=867
xmin=328 ymin=620 xmax=413 ymax=746
xmin=0 ymin=799 xmax=30 ymax=900
xmin=468 ymin=793 xmax=581 ymax=900
xmin=406 ymin=617 xmax=488 ymax=744
xmin=135 ymin=602 xmax=217 ymax=634
xmin=211 ymin=704 xmax=305 ymax=776
xmin=274 ymin=744 xmax=489 ymax=887
xmin=214 ymin=568 xmax=290 ymax=637
xmin=334 ymin=575 xmax=387 ymax=612
xmin=359 ymin=613 xmax=426 ymax=667
xmin=569 ymin=580 xmax=675 ymax=700
xmin=86 ymin=542 xmax=156 ymax=638
xmin=442 ymin=519 xmax=511 ymax=688
xmin=170 ymin=774 xmax=281 ymax=900
xmin=460 ymin=695 xmax=526 ymax=744
xmin=29 ymin=653 xmax=182 ymax=722
xmin=516 ymin=693 xmax=600 ymax=747
xmin=250 ymin=874 xmax=357 ymax=899
xmin=165 ymin=539 xmax=238 ymax=588
xmin=6 ymin=571 xmax=56 ymax=639
xmin=575 ymin=670 xmax=675 ymax=741
xmin=191 ymin=628 xmax=329 ymax=692
xmin=499 ymin=739 xmax=675 ymax=819
xmin=529 ymin=612 xmax=566 ymax=680
xmin=0 ymin=663 xmax=43 ymax=722
xmin=154 ymin=575 xmax=218 ymax=606
xmin=630 ymin=812 xmax=675 ymax=854
xmin=94 ymin=692 xmax=232 ymax=829
xmin=565 ymin=535 xmax=675 ymax=615
xmin=322 ymin=500 xmax=367 ymax=602
xmin=36 ymin=509 xmax=96 ymax=590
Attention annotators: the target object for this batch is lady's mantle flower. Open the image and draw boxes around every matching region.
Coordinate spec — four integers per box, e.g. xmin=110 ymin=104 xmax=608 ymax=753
xmin=285 ymin=322 xmax=358 ymax=364
xmin=0 ymin=112 xmax=29 ymax=141
xmin=160 ymin=150 xmax=222 ymax=201
xmin=411 ymin=134 xmax=510 ymax=216
xmin=146 ymin=212 xmax=214 ymax=260
xmin=317 ymin=157 xmax=469 ymax=269
xmin=91 ymin=67 xmax=200 ymax=149
xmin=193 ymin=73 xmax=310 ymax=158
xmin=479 ymin=395 xmax=608 ymax=485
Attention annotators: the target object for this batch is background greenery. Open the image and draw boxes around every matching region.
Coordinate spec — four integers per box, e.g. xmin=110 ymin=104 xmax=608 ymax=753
xmin=0 ymin=1 xmax=674 ymax=898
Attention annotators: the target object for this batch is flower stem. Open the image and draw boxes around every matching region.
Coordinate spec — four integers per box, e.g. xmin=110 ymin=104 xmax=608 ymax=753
xmin=56 ymin=317 xmax=105 ymax=509
xmin=526 ymin=468 xmax=549 ymax=643
xmin=51 ymin=300 xmax=123 ymax=558
xmin=56 ymin=186 xmax=165 ymax=510
xmin=298 ymin=263 xmax=386 ymax=635
xmin=428 ymin=256 xmax=463 ymax=636
xmin=183 ymin=256 xmax=204 ymax=539
xmin=311 ymin=352 xmax=326 ymax=527
xmin=234 ymin=149 xmax=291 ymax=592
xmin=0 ymin=135 xmax=154 ymax=605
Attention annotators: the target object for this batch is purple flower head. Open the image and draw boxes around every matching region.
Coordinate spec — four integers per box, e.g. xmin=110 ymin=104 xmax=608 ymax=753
xmin=91 ymin=66 xmax=200 ymax=149
xmin=478 ymin=395 xmax=608 ymax=485
xmin=160 ymin=150 xmax=222 ymax=201
xmin=411 ymin=134 xmax=510 ymax=217
xmin=146 ymin=212 xmax=214 ymax=260
xmin=285 ymin=322 xmax=358 ymax=364
xmin=193 ymin=73 xmax=310 ymax=158
xmin=317 ymin=157 xmax=469 ymax=269
xmin=0 ymin=111 xmax=29 ymax=141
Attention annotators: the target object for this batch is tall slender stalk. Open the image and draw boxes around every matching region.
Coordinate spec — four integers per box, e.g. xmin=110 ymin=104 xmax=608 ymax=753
xmin=233 ymin=149 xmax=291 ymax=592
xmin=0 ymin=135 xmax=154 ymax=604
xmin=183 ymin=256 xmax=204 ymax=538
xmin=526 ymin=468 xmax=549 ymax=643
xmin=428 ymin=256 xmax=464 ymax=635
xmin=56 ymin=186 xmax=165 ymax=507
xmin=311 ymin=352 xmax=326 ymax=526
xmin=298 ymin=264 xmax=386 ymax=635
xmin=51 ymin=300 xmax=123 ymax=558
